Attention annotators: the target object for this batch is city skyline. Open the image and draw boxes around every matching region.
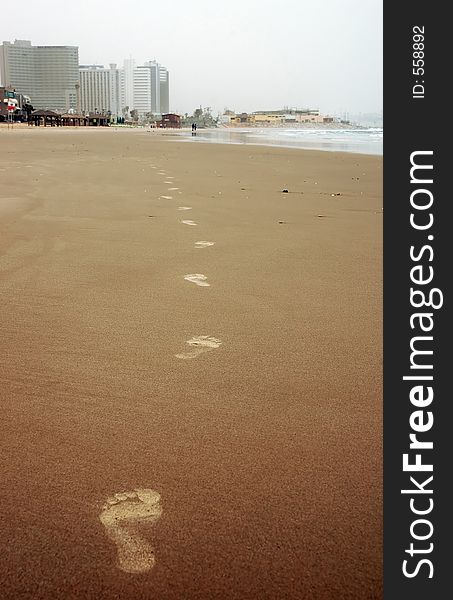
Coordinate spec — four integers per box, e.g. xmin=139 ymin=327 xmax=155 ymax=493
xmin=79 ymin=60 xmax=169 ymax=117
xmin=1 ymin=41 xmax=170 ymax=117
xmin=1 ymin=0 xmax=383 ymax=118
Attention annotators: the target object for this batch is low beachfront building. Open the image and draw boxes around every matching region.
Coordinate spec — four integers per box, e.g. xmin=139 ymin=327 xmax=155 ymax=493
xmin=221 ymin=109 xmax=335 ymax=126
xmin=87 ymin=112 xmax=110 ymax=126
xmin=0 ymin=86 xmax=33 ymax=122
xmin=227 ymin=113 xmax=254 ymax=125
xmin=60 ymin=113 xmax=87 ymax=126
xmin=29 ymin=110 xmax=61 ymax=126
xmin=252 ymin=113 xmax=283 ymax=124
xmin=295 ymin=113 xmax=329 ymax=123
xmin=1 ymin=86 xmax=15 ymax=121
xmin=157 ymin=113 xmax=181 ymax=128
xmin=29 ymin=110 xmax=109 ymax=127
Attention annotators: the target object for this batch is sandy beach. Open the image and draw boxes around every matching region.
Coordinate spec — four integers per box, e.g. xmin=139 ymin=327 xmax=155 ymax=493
xmin=0 ymin=127 xmax=382 ymax=599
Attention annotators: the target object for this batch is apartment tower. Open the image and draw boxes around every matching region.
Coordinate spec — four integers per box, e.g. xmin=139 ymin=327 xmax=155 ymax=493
xmin=0 ymin=40 xmax=79 ymax=112
xmin=79 ymin=64 xmax=121 ymax=116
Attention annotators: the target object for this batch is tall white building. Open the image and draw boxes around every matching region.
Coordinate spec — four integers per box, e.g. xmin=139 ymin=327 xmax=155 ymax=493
xmin=133 ymin=65 xmax=153 ymax=115
xmin=120 ymin=58 xmax=135 ymax=114
xmin=79 ymin=64 xmax=121 ymax=116
xmin=119 ymin=58 xmax=170 ymax=117
xmin=0 ymin=39 xmax=79 ymax=112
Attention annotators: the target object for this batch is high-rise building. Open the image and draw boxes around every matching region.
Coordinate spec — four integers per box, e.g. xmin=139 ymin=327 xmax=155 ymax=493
xmin=79 ymin=64 xmax=121 ymax=116
xmin=0 ymin=41 xmax=170 ymax=117
xmin=159 ymin=66 xmax=169 ymax=114
xmin=0 ymin=40 xmax=79 ymax=112
xmin=144 ymin=61 xmax=160 ymax=114
xmin=133 ymin=65 xmax=153 ymax=116
xmin=119 ymin=59 xmax=170 ymax=117
xmin=0 ymin=40 xmax=34 ymax=97
xmin=120 ymin=58 xmax=135 ymax=115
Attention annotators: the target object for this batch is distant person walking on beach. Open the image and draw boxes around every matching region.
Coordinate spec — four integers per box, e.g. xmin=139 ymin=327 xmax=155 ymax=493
xmin=191 ymin=122 xmax=197 ymax=136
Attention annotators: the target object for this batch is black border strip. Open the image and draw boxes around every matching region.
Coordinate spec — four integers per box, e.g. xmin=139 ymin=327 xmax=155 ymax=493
xmin=384 ymin=3 xmax=449 ymax=597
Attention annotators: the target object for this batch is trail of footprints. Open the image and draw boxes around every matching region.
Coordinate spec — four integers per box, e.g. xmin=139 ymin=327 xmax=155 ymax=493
xmin=162 ymin=171 xmax=218 ymax=355
xmin=100 ymin=163 xmax=222 ymax=575
xmin=151 ymin=165 xmax=217 ymax=346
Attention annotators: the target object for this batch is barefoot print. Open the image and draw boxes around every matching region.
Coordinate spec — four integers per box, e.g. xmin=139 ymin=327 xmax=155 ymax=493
xmin=100 ymin=489 xmax=162 ymax=574
xmin=184 ymin=274 xmax=210 ymax=287
xmin=194 ymin=241 xmax=215 ymax=249
xmin=175 ymin=336 xmax=222 ymax=359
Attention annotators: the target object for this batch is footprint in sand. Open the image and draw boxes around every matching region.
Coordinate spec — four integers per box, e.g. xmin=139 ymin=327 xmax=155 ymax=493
xmin=181 ymin=219 xmax=197 ymax=226
xmin=184 ymin=274 xmax=210 ymax=287
xmin=157 ymin=171 xmax=166 ymax=175
xmin=168 ymin=187 xmax=179 ymax=191
xmin=164 ymin=181 xmax=173 ymax=184
xmin=99 ymin=489 xmax=162 ymax=574
xmin=175 ymin=336 xmax=222 ymax=359
xmin=195 ymin=241 xmax=215 ymax=249
xmin=178 ymin=206 xmax=192 ymax=211
xmin=160 ymin=195 xmax=173 ymax=200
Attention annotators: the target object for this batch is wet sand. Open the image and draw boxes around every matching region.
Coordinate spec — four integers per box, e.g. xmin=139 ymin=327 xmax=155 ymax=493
xmin=0 ymin=127 xmax=382 ymax=599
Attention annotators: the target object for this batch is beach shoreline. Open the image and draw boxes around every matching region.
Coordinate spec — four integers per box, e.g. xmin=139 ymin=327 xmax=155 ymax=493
xmin=1 ymin=123 xmax=383 ymax=155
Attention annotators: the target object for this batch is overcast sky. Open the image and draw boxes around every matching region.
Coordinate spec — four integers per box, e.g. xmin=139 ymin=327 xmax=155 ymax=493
xmin=3 ymin=0 xmax=382 ymax=117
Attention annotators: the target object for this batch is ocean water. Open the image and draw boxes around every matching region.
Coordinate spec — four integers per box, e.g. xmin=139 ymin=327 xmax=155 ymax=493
xmin=179 ymin=127 xmax=383 ymax=155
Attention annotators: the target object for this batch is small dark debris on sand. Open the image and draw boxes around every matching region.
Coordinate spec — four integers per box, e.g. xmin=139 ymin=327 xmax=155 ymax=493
xmin=281 ymin=189 xmax=304 ymax=195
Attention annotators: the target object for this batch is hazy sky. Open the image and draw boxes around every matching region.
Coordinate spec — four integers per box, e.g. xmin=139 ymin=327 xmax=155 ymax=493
xmin=3 ymin=0 xmax=382 ymax=117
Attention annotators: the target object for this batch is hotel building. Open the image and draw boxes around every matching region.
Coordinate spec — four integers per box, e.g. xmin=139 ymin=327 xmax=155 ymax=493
xmin=79 ymin=64 xmax=121 ymax=115
xmin=120 ymin=59 xmax=170 ymax=117
xmin=0 ymin=40 xmax=79 ymax=112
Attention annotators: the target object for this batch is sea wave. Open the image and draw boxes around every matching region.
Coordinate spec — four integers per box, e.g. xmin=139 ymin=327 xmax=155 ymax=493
xmin=178 ymin=127 xmax=383 ymax=155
